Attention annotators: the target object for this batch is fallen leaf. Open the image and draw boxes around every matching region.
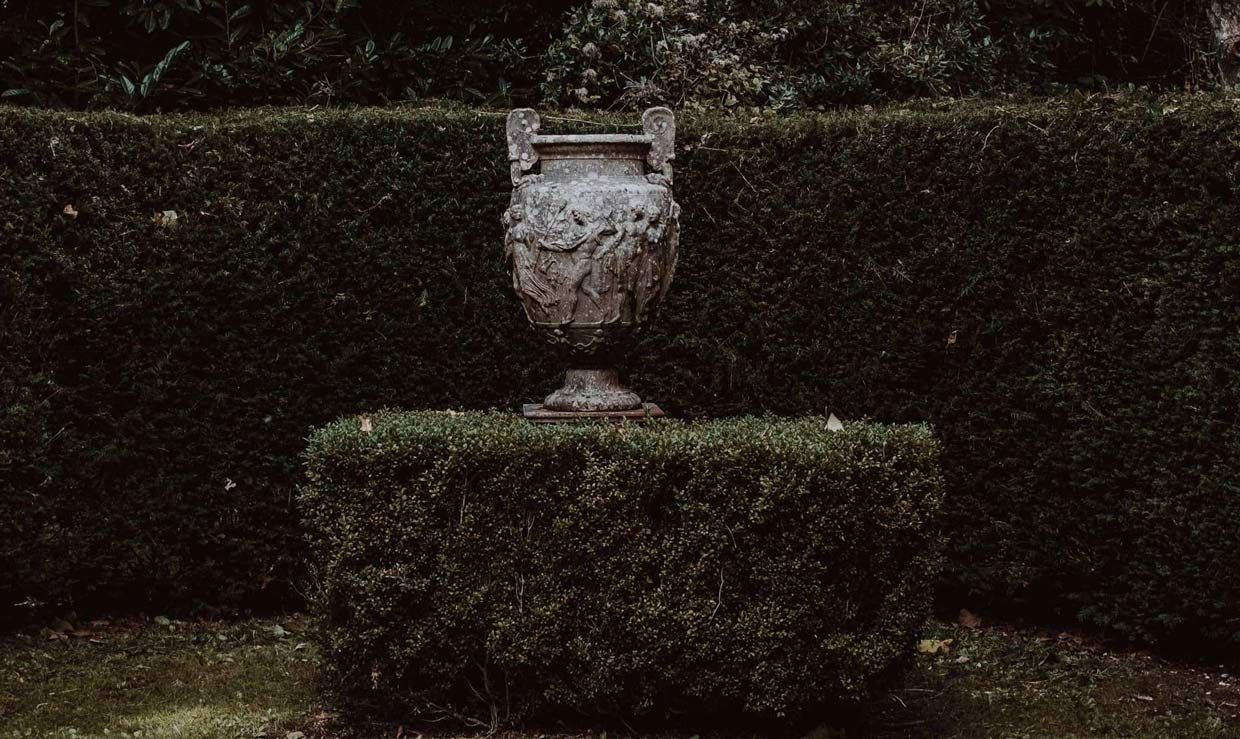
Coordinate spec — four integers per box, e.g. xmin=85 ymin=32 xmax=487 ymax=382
xmin=360 ymin=416 xmax=373 ymax=433
xmin=152 ymin=210 xmax=179 ymax=228
xmin=917 ymin=638 xmax=953 ymax=655
xmin=946 ymin=330 xmax=958 ymax=347
xmin=62 ymin=204 xmax=78 ymax=219
xmin=958 ymin=608 xmax=982 ymax=629
xmin=1136 ymin=694 xmax=1154 ymax=701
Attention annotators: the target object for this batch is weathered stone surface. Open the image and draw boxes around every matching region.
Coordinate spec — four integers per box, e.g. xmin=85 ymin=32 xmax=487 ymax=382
xmin=504 ymin=107 xmax=680 ymax=413
xmin=521 ymin=402 xmax=666 ymax=423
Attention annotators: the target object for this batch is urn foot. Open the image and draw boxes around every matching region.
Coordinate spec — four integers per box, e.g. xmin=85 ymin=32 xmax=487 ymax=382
xmin=544 ymin=369 xmax=641 ymax=412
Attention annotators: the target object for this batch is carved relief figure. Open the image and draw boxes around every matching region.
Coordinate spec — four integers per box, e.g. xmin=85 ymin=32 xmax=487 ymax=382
xmin=601 ymin=206 xmax=642 ymax=322
xmin=561 ymin=208 xmax=619 ymax=320
xmin=503 ymin=204 xmax=556 ymax=314
xmin=632 ymin=207 xmax=665 ymax=323
xmin=656 ymin=199 xmax=681 ymax=308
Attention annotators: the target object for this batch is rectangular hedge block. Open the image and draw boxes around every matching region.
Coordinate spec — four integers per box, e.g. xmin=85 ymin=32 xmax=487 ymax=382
xmin=300 ymin=411 xmax=944 ymax=726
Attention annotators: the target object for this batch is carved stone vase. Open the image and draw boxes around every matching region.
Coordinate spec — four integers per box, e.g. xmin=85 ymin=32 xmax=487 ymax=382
xmin=504 ymin=107 xmax=679 ymax=415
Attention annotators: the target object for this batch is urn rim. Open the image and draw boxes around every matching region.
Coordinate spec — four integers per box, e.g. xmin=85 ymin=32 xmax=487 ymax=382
xmin=529 ymin=133 xmax=653 ymax=146
xmin=531 ymin=134 xmax=653 ymax=163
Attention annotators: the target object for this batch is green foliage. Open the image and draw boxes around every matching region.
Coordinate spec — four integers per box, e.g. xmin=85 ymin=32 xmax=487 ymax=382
xmin=991 ymin=0 xmax=1214 ymax=88
xmin=0 ymin=0 xmax=1220 ymax=112
xmin=300 ymin=411 xmax=944 ymax=727
xmin=1 ymin=97 xmax=1238 ymax=650
xmin=0 ymin=0 xmax=562 ymax=111
xmin=541 ymin=0 xmax=1051 ymax=109
xmin=0 ymin=618 xmax=317 ymax=736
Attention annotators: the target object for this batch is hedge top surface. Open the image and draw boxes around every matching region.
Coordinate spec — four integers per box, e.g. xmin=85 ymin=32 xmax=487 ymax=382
xmin=305 ymin=410 xmax=939 ymax=473
xmin=7 ymin=92 xmax=1240 ymax=144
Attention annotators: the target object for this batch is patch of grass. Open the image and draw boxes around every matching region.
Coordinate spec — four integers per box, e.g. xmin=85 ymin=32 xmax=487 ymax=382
xmin=858 ymin=620 xmax=1240 ymax=738
xmin=0 ymin=617 xmax=317 ymax=738
xmin=2 ymin=616 xmax=1238 ymax=738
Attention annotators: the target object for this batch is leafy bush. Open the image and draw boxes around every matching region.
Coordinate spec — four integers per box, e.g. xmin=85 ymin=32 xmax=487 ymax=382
xmin=541 ymin=0 xmax=1050 ymax=109
xmin=1 ymin=98 xmax=1237 ymax=650
xmin=991 ymin=0 xmax=1214 ymax=89
xmin=0 ymin=0 xmax=1220 ymax=112
xmin=0 ymin=0 xmax=568 ymax=111
xmin=540 ymin=0 xmax=1216 ymax=111
xmin=300 ymin=411 xmax=944 ymax=727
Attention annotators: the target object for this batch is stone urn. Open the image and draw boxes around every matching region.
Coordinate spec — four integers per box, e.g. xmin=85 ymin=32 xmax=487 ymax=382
xmin=504 ymin=107 xmax=680 ymax=416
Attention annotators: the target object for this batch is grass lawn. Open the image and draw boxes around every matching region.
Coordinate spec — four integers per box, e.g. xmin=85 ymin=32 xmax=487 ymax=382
xmin=1 ymin=615 xmax=1238 ymax=738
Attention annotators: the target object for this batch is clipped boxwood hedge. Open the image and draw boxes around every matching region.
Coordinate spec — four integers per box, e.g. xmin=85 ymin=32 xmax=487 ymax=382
xmin=300 ymin=411 xmax=944 ymax=726
xmin=1 ymin=97 xmax=1238 ymax=648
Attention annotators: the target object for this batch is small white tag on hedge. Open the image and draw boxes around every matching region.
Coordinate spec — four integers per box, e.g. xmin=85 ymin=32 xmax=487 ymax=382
xmin=826 ymin=413 xmax=844 ymax=432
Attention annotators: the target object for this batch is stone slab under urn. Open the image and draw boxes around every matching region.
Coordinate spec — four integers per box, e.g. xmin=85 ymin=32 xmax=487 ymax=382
xmin=504 ymin=107 xmax=680 ymax=421
xmin=521 ymin=402 xmax=665 ymax=423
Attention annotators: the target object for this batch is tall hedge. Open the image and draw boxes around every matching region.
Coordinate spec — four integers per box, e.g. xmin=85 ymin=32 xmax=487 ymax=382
xmin=301 ymin=412 xmax=944 ymax=727
xmin=1 ymin=97 xmax=1238 ymax=647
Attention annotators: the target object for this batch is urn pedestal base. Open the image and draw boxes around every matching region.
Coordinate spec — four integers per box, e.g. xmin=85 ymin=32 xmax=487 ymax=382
xmin=522 ymin=403 xmax=665 ymax=423
xmin=543 ymin=368 xmax=640 ymax=412
xmin=525 ymin=370 xmax=666 ymax=423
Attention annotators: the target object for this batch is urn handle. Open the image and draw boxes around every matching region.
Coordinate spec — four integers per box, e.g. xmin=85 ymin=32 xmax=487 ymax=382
xmin=506 ymin=108 xmax=541 ymax=188
xmin=643 ymin=106 xmax=675 ymax=186
xmin=506 ymin=107 xmax=675 ymax=186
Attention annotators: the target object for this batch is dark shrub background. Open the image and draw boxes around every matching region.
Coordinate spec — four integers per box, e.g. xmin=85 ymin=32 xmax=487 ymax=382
xmin=1 ymin=97 xmax=1238 ymax=648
